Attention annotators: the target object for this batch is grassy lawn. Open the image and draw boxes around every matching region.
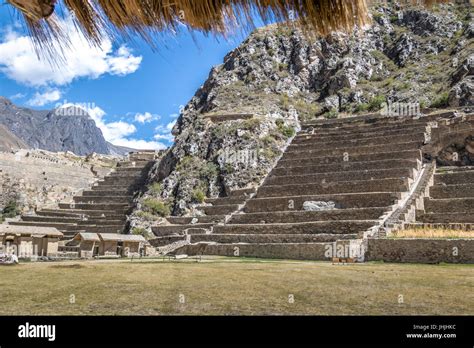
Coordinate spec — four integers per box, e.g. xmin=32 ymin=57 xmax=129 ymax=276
xmin=0 ymin=257 xmax=472 ymax=315
xmin=391 ymin=228 xmax=474 ymax=239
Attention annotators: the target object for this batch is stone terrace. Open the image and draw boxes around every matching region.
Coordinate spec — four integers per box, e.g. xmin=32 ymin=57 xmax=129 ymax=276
xmin=174 ymin=111 xmax=466 ymax=260
xmin=8 ymin=152 xmax=157 ymax=240
xmin=408 ymin=166 xmax=474 ymax=228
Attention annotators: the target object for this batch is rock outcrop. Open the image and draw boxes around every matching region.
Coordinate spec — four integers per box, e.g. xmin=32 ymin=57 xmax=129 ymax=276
xmin=133 ymin=1 xmax=473 ymax=226
xmin=0 ymin=97 xmax=131 ymax=156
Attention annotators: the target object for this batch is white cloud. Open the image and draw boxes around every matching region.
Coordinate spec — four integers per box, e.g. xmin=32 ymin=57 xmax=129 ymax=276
xmin=134 ymin=112 xmax=160 ymax=124
xmin=9 ymin=92 xmax=26 ymax=100
xmin=111 ymin=138 xmax=167 ymax=150
xmin=154 ymin=120 xmax=176 ymax=142
xmin=60 ymin=103 xmax=167 ymax=150
xmin=27 ymin=89 xmax=62 ymax=106
xmin=0 ymin=18 xmax=142 ymax=87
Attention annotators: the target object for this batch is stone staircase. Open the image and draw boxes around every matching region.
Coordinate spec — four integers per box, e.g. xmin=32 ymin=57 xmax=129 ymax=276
xmin=406 ymin=166 xmax=474 ymax=229
xmin=171 ymin=111 xmax=469 ymax=260
xmin=150 ymin=188 xmax=255 ymax=248
xmin=8 ymin=152 xmax=157 ymax=240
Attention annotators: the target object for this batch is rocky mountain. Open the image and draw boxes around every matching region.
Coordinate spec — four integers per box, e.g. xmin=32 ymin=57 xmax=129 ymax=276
xmin=0 ymin=124 xmax=29 ymax=152
xmin=131 ymin=1 xmax=473 ymax=227
xmin=0 ymin=97 xmax=131 ymax=156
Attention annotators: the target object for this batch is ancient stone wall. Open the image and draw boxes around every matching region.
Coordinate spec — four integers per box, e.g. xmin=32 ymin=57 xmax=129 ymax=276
xmin=0 ymin=150 xmax=115 ymax=212
xmin=366 ymin=238 xmax=474 ymax=263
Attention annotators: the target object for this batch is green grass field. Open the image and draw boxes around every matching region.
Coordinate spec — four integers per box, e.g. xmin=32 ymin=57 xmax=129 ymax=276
xmin=1 ymin=257 xmax=472 ymax=315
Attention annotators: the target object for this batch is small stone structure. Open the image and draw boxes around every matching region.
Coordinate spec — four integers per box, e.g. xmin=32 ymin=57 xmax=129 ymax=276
xmin=0 ymin=225 xmax=63 ymax=258
xmin=71 ymin=232 xmax=150 ymax=258
xmin=73 ymin=232 xmax=100 ymax=258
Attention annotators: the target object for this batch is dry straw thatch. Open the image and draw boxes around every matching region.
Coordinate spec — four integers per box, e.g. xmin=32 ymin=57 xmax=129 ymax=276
xmin=6 ymin=0 xmax=452 ymax=63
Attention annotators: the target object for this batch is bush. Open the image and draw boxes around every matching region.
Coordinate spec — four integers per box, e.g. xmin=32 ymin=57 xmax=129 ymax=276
xmin=354 ymin=103 xmax=369 ymax=113
xmin=368 ymin=95 xmax=386 ymax=111
xmin=192 ymin=188 xmax=206 ymax=203
xmin=324 ymin=109 xmax=339 ymax=119
xmin=132 ymin=227 xmax=149 ymax=237
xmin=148 ymin=182 xmax=162 ymax=195
xmin=430 ymin=92 xmax=449 ymax=108
xmin=142 ymin=198 xmax=170 ymax=217
xmin=136 ymin=211 xmax=160 ymax=221
xmin=275 ymin=119 xmax=295 ymax=138
xmin=2 ymin=201 xmax=19 ymax=218
xmin=280 ymin=94 xmax=290 ymax=111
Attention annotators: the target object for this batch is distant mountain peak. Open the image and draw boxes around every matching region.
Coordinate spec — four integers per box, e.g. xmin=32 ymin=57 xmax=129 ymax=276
xmin=0 ymin=98 xmax=130 ymax=156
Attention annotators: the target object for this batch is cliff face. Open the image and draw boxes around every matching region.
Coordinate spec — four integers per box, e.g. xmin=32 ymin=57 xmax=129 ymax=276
xmin=133 ymin=2 xmax=473 ymax=224
xmin=0 ymin=97 xmax=129 ymax=156
xmin=0 ymin=124 xmax=29 ymax=152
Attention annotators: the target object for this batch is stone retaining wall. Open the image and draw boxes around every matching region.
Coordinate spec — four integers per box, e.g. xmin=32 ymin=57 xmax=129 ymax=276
xmin=0 ymin=151 xmax=113 ymax=211
xmin=366 ymin=238 xmax=474 ymax=263
xmin=178 ymin=243 xmax=331 ymax=260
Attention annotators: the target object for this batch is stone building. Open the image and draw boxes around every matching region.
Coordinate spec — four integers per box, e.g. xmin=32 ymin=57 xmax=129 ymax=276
xmin=0 ymin=225 xmax=63 ymax=258
xmin=98 ymin=234 xmax=148 ymax=257
xmin=73 ymin=232 xmax=100 ymax=258
xmin=71 ymin=233 xmax=149 ymax=258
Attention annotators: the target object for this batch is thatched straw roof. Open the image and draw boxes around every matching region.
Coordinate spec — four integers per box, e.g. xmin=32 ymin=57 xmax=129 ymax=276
xmin=6 ymin=0 xmax=451 ymax=63
xmin=98 ymin=233 xmax=146 ymax=242
xmin=0 ymin=224 xmax=63 ymax=237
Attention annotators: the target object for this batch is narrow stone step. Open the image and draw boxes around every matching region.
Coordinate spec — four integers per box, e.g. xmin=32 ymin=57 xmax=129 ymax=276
xmin=257 ymin=177 xmax=409 ymax=198
xmin=229 ymin=188 xmax=256 ymax=197
xmin=230 ymin=207 xmax=387 ymax=224
xmin=66 ymin=225 xmax=125 ymax=233
xmin=82 ymin=190 xmax=131 ymax=197
xmin=418 ymin=213 xmax=474 ymax=223
xmin=74 ymin=196 xmax=132 ymax=204
xmin=21 ymin=215 xmax=79 ymax=223
xmin=276 ymin=150 xmax=421 ymax=168
xmin=200 ymin=204 xmax=240 ymax=216
xmin=116 ymin=163 xmax=150 ymax=169
xmin=151 ymin=223 xmax=213 ymax=236
xmin=214 ymin=220 xmax=374 ymax=235
xmin=91 ymin=185 xmax=134 ymax=191
xmin=166 ymin=215 xmax=226 ymax=224
xmin=283 ymin=141 xmax=422 ymax=157
xmin=299 ymin=120 xmax=429 ymax=136
xmin=101 ymin=177 xmax=142 ymax=185
xmin=35 ymin=210 xmax=83 ymax=218
xmin=149 ymin=235 xmax=188 ymax=247
xmin=177 ymin=242 xmax=333 ymax=261
xmin=77 ymin=219 xmax=125 ymax=226
xmin=301 ymin=112 xmax=449 ymax=129
xmin=244 ymin=192 xmax=399 ymax=213
xmin=9 ymin=221 xmax=77 ymax=229
xmin=429 ymin=184 xmax=474 ymax=199
xmin=424 ymin=198 xmax=474 ymax=214
xmin=271 ymin=159 xmax=419 ymax=177
xmin=288 ymin=132 xmax=425 ymax=151
xmin=434 ymin=170 xmax=474 ymax=185
xmin=190 ymin=233 xmax=358 ymax=244
xmin=266 ymin=167 xmax=415 ymax=186
xmin=38 ymin=209 xmax=121 ymax=218
xmin=58 ymin=203 xmax=130 ymax=211
xmin=205 ymin=197 xmax=248 ymax=206
xmin=107 ymin=173 xmax=145 ymax=179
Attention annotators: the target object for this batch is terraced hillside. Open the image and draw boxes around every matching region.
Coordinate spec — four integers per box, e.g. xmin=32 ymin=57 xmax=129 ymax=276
xmin=6 ymin=152 xmax=156 ymax=240
xmin=411 ymin=166 xmax=474 ymax=227
xmin=164 ymin=109 xmax=474 ymax=260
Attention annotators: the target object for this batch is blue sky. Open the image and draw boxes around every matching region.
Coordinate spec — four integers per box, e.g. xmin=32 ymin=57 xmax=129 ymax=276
xmin=0 ymin=4 xmax=261 ymax=150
